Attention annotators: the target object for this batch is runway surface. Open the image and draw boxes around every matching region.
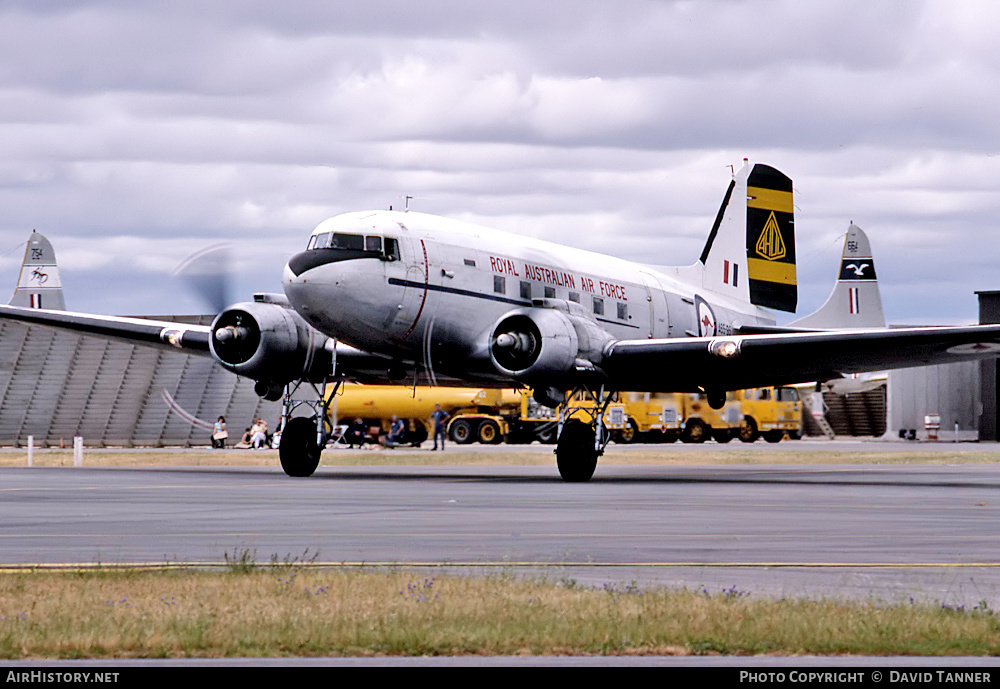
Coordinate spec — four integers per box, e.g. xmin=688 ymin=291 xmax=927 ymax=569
xmin=2 ymin=459 xmax=1000 ymax=607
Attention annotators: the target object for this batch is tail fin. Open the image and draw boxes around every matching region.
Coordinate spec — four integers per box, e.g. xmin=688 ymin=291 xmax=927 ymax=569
xmin=695 ymin=161 xmax=797 ymax=313
xmin=788 ymin=224 xmax=884 ymax=329
xmin=8 ymin=230 xmax=66 ymax=310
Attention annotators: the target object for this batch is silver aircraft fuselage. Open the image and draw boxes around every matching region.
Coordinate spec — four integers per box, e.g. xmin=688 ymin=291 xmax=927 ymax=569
xmin=282 ymin=210 xmax=774 ymax=384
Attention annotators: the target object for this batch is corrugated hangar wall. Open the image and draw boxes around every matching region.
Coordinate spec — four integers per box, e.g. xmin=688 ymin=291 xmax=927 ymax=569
xmin=0 ymin=316 xmax=280 ymax=447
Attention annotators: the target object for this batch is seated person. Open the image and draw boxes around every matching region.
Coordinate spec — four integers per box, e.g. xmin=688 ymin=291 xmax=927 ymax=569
xmin=385 ymin=415 xmax=405 ymax=446
xmin=344 ymin=417 xmax=367 ymax=448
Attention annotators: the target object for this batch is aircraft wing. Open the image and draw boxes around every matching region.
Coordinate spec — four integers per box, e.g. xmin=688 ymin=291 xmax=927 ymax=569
xmin=0 ymin=304 xmax=213 ymax=353
xmin=0 ymin=303 xmax=400 ymax=383
xmin=603 ymin=324 xmax=1000 ymax=392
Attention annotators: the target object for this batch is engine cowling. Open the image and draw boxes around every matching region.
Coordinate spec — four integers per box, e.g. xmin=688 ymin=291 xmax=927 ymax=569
xmin=489 ymin=307 xmax=613 ymax=381
xmin=209 ymin=302 xmax=332 ymax=389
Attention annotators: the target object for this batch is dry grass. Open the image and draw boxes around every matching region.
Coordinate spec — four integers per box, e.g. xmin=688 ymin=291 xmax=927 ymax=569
xmin=0 ymin=568 xmax=998 ymax=658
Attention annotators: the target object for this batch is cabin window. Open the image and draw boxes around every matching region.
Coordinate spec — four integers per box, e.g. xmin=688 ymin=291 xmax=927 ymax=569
xmin=617 ymin=303 xmax=628 ymax=320
xmin=544 ymin=286 xmax=556 ymax=299
xmin=593 ymin=297 xmax=604 ymax=315
xmin=494 ymin=276 xmax=505 ymax=294
xmin=759 ymin=388 xmax=771 ymax=401
xmin=568 ymin=291 xmax=580 ymax=303
xmin=464 ymin=259 xmax=476 ymax=267
xmin=520 ymin=281 xmax=531 ymax=299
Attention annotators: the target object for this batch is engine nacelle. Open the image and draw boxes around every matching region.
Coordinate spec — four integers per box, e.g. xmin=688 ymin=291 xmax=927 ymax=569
xmin=489 ymin=307 xmax=613 ymax=382
xmin=209 ymin=301 xmax=332 ymax=387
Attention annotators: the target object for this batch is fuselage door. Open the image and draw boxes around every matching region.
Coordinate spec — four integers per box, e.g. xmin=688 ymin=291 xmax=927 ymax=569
xmin=639 ymin=271 xmax=669 ymax=338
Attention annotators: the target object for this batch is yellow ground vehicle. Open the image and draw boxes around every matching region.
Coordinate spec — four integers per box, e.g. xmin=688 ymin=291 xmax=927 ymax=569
xmin=328 ymin=385 xmax=557 ymax=445
xmin=329 ymin=383 xmax=801 ymax=446
xmin=606 ymin=388 xmax=802 ymax=444
xmin=729 ymin=386 xmax=802 ymax=442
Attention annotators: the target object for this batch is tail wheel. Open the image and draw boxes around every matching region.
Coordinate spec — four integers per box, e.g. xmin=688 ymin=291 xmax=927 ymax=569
xmin=477 ymin=419 xmax=503 ymax=444
xmin=764 ymin=430 xmax=785 ymax=443
xmin=681 ymin=419 xmax=708 ymax=443
xmin=450 ymin=419 xmax=475 ymax=444
xmin=279 ymin=416 xmax=321 ymax=478
xmin=556 ymin=419 xmax=598 ymax=483
xmin=738 ymin=417 xmax=760 ymax=443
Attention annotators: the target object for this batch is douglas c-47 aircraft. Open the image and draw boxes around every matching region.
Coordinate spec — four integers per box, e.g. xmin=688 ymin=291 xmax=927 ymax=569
xmin=3 ymin=160 xmax=1000 ymax=481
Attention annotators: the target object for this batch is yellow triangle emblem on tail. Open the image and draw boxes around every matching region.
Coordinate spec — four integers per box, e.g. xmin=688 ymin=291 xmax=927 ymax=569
xmin=755 ymin=211 xmax=786 ymax=261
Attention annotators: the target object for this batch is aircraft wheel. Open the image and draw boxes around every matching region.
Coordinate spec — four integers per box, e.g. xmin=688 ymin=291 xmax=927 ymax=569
xmin=738 ymin=417 xmax=760 ymax=443
xmin=555 ymin=419 xmax=598 ymax=483
xmin=681 ymin=419 xmax=708 ymax=444
xmin=450 ymin=419 xmax=475 ymax=444
xmin=712 ymin=429 xmax=734 ymax=443
xmin=477 ymin=419 xmax=503 ymax=444
xmin=279 ymin=417 xmax=321 ymax=478
xmin=764 ymin=430 xmax=785 ymax=443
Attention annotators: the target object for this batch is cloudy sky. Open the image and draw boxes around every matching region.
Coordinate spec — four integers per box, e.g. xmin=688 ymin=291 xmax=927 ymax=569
xmin=1 ymin=0 xmax=998 ymax=324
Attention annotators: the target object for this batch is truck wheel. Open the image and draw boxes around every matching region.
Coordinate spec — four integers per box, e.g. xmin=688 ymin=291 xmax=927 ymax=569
xmin=477 ymin=419 xmax=502 ymax=444
xmin=764 ymin=430 xmax=785 ymax=443
xmin=712 ymin=429 xmax=734 ymax=443
xmin=615 ymin=419 xmax=640 ymax=444
xmin=450 ymin=419 xmax=475 ymax=444
xmin=681 ymin=419 xmax=708 ymax=443
xmin=738 ymin=417 xmax=760 ymax=443
xmin=535 ymin=424 xmax=557 ymax=444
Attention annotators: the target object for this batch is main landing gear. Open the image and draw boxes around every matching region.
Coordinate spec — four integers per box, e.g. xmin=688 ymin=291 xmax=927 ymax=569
xmin=277 ymin=379 xmax=337 ymax=478
xmin=554 ymin=384 xmax=613 ymax=482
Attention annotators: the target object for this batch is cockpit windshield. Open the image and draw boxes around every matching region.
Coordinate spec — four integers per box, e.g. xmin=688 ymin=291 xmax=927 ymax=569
xmin=305 ymin=232 xmax=400 ymax=261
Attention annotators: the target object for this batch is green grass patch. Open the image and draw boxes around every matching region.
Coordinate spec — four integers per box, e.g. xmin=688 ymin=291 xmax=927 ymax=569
xmin=0 ymin=568 xmax=998 ymax=658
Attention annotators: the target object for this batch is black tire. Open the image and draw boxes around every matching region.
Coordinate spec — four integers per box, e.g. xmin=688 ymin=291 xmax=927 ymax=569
xmin=477 ymin=419 xmax=502 ymax=444
xmin=556 ymin=419 xmax=598 ymax=482
xmin=738 ymin=416 xmax=760 ymax=443
xmin=407 ymin=421 xmax=427 ymax=447
xmin=681 ymin=419 xmax=708 ymax=444
xmin=764 ymin=430 xmax=785 ymax=443
xmin=450 ymin=419 xmax=475 ymax=444
xmin=712 ymin=429 xmax=734 ymax=443
xmin=279 ymin=416 xmax=321 ymax=478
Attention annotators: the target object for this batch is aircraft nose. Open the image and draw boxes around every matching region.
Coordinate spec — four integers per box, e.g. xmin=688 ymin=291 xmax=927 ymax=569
xmin=286 ymin=249 xmax=337 ymax=277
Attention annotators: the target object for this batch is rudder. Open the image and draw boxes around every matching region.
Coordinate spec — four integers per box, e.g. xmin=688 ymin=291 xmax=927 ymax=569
xmin=745 ymin=164 xmax=796 ymax=313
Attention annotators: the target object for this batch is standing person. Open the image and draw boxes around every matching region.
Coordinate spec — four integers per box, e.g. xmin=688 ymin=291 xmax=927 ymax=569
xmin=211 ymin=416 xmax=227 ymax=449
xmin=430 ymin=404 xmax=450 ymax=451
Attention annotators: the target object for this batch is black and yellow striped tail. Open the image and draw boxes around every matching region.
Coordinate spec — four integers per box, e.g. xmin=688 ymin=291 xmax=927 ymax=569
xmin=746 ymin=165 xmax=796 ymax=312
